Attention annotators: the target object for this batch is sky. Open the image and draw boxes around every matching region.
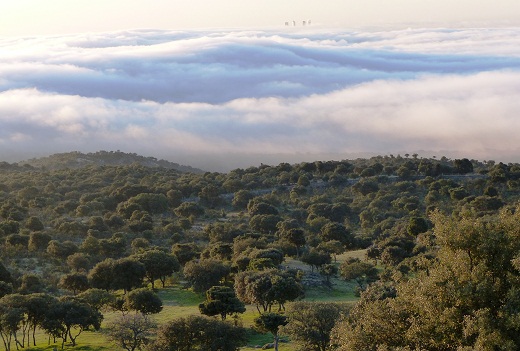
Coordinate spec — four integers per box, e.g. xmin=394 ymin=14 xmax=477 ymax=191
xmin=1 ymin=1 xmax=520 ymax=171
xmin=2 ymin=0 xmax=520 ymax=36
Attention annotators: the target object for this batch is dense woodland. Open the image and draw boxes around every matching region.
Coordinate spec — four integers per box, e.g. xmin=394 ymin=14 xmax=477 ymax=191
xmin=0 ymin=151 xmax=519 ymax=351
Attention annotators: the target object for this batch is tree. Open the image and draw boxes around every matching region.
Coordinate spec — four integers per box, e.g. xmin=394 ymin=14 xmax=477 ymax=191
xmin=199 ymin=286 xmax=246 ymax=320
xmin=76 ymin=288 xmax=115 ymax=311
xmin=198 ymin=184 xmax=221 ymax=207
xmin=28 ymin=232 xmax=51 ymax=252
xmin=128 ymin=211 xmax=154 ymax=232
xmin=0 ymin=282 xmax=12 ymax=298
xmin=134 ymin=250 xmax=180 ymax=289
xmin=124 ymin=288 xmax=163 ymax=315
xmin=80 ymin=233 xmax=101 ymax=255
xmin=19 ymin=274 xmax=45 ymax=294
xmin=234 ymin=270 xmax=303 ymax=314
xmin=88 ymin=258 xmax=115 ymax=291
xmin=320 ymin=222 xmax=353 ymax=247
xmin=284 ymin=302 xmax=350 ymax=351
xmin=24 ymin=293 xmax=57 ymax=347
xmin=46 ymin=240 xmax=78 ymax=259
xmin=25 ymin=217 xmax=44 ymax=231
xmin=0 ymin=303 xmax=25 ymax=351
xmin=5 ymin=234 xmax=29 ymax=249
xmin=301 ymin=249 xmax=331 ymax=272
xmin=249 ymin=214 xmax=283 ymax=235
xmin=352 ymin=179 xmax=379 ymax=195
xmin=151 ymin=315 xmax=247 ymax=351
xmin=127 ymin=193 xmax=169 ymax=214
xmin=248 ymin=258 xmax=277 ymax=271
xmin=268 ymin=274 xmax=304 ymax=311
xmin=106 ymin=313 xmax=156 ymax=351
xmin=183 ymin=259 xmax=231 ymax=293
xmin=280 ymin=228 xmax=306 ymax=257
xmin=88 ymin=216 xmax=110 ymax=232
xmin=41 ymin=299 xmax=103 ymax=348
xmin=0 ymin=220 xmax=20 ymax=235
xmin=454 ymin=158 xmax=473 ymax=174
xmin=166 ymin=189 xmax=183 ymax=208
xmin=317 ymin=240 xmax=344 ymax=262
xmin=319 ymin=264 xmax=338 ymax=284
xmin=232 ymin=190 xmax=254 ymax=209
xmin=235 ymin=270 xmax=274 ymax=313
xmin=112 ymin=258 xmax=146 ymax=292
xmin=0 ymin=294 xmax=29 ymax=350
xmin=249 ymin=248 xmax=284 ymax=266
xmin=201 ymin=242 xmax=233 ymax=261
xmin=332 ymin=207 xmax=520 ymax=350
xmin=248 ymin=202 xmax=279 ymax=216
xmin=339 ymin=258 xmax=378 ymax=291
xmin=59 ymin=273 xmax=90 ymax=295
xmin=171 ymin=243 xmax=200 ymax=266
xmin=204 ymin=222 xmax=244 ymax=243
xmin=174 ymin=202 xmax=204 ymax=218
xmin=0 ymin=262 xmax=12 ymax=285
xmin=253 ymin=312 xmax=288 ymax=351
xmin=66 ymin=252 xmax=92 ymax=272
xmin=407 ymin=216 xmax=429 ymax=236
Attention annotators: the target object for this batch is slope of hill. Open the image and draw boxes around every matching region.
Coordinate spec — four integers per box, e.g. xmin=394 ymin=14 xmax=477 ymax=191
xmin=18 ymin=150 xmax=205 ymax=173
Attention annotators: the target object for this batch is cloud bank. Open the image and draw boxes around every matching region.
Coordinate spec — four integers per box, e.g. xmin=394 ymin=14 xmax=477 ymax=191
xmin=1 ymin=27 xmax=520 ymax=170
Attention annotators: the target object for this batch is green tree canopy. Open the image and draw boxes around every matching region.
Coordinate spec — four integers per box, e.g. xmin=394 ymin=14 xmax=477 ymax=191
xmin=134 ymin=249 xmax=180 ymax=289
xmin=284 ymin=301 xmax=350 ymax=351
xmin=332 ymin=207 xmax=520 ymax=350
xmin=253 ymin=312 xmax=288 ymax=351
xmin=198 ymin=286 xmax=246 ymax=320
xmin=151 ymin=315 xmax=247 ymax=351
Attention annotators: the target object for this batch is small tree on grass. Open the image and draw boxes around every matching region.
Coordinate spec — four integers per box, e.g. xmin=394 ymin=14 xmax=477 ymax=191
xmin=41 ymin=299 xmax=103 ymax=349
xmin=319 ymin=264 xmax=338 ymax=285
xmin=199 ymin=286 xmax=245 ymax=320
xmin=133 ymin=250 xmax=180 ymax=289
xmin=234 ymin=270 xmax=303 ymax=314
xmin=124 ymin=288 xmax=163 ymax=315
xmin=253 ymin=312 xmax=288 ymax=351
xmin=339 ymin=258 xmax=378 ymax=291
xmin=106 ymin=313 xmax=156 ymax=351
xmin=301 ymin=249 xmax=331 ymax=272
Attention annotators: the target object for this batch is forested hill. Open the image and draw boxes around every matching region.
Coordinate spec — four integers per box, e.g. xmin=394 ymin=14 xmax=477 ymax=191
xmin=0 ymin=153 xmax=519 ymax=350
xmin=18 ymin=151 xmax=204 ymax=173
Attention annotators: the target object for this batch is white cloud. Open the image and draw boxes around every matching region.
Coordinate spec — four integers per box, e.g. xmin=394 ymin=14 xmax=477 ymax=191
xmin=0 ymin=28 xmax=519 ymax=170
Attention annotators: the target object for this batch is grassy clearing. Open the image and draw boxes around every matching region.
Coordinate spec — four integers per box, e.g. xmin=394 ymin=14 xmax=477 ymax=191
xmin=336 ymin=249 xmax=368 ymax=263
xmin=24 ymin=255 xmax=360 ymax=351
xmin=24 ymin=329 xmax=115 ymax=351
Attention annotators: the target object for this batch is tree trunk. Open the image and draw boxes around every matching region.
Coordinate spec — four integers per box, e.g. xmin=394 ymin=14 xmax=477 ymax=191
xmin=32 ymin=325 xmax=37 ymax=346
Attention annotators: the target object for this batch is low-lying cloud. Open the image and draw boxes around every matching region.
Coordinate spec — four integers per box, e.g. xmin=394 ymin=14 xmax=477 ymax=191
xmin=1 ymin=27 xmax=520 ymax=170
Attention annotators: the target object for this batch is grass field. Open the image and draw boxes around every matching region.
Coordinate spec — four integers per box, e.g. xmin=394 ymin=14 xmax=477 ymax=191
xmin=22 ymin=252 xmax=364 ymax=350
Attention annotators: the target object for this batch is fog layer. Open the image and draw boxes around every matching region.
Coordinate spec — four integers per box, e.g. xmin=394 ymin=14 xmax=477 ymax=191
xmin=1 ymin=28 xmax=519 ymax=171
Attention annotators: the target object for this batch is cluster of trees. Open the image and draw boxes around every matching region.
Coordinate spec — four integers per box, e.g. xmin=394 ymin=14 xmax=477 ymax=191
xmin=0 ymin=151 xmax=518 ymax=349
xmin=332 ymin=206 xmax=520 ymax=350
xmin=0 ymin=293 xmax=102 ymax=350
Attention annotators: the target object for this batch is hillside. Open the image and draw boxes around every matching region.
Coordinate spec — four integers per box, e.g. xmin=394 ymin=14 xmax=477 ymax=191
xmin=0 ymin=153 xmax=519 ymax=350
xmin=18 ymin=150 xmax=204 ymax=173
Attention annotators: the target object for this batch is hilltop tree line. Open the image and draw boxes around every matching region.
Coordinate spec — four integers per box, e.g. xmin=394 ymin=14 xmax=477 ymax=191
xmin=0 ymin=152 xmax=518 ymax=350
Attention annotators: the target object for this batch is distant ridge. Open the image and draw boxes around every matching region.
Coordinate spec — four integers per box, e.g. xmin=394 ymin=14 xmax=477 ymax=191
xmin=18 ymin=150 xmax=205 ymax=173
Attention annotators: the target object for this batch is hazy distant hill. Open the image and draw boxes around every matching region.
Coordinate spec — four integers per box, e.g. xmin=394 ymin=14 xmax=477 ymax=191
xmin=19 ymin=150 xmax=205 ymax=173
